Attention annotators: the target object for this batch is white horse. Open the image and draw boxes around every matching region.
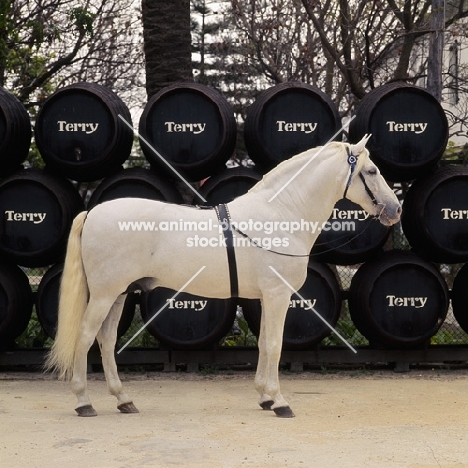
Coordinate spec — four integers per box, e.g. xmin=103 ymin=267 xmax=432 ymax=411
xmin=46 ymin=135 xmax=401 ymax=418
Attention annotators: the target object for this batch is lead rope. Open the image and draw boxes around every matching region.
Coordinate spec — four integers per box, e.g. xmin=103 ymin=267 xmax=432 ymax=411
xmin=230 ymin=218 xmax=380 ymax=258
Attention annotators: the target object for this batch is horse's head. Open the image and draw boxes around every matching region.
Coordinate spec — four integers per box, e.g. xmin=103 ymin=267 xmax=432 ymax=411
xmin=344 ymin=134 xmax=402 ymax=226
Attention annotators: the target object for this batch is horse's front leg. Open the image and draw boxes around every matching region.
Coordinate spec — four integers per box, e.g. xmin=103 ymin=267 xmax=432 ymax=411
xmin=255 ymin=292 xmax=295 ymax=418
xmin=96 ymin=294 xmax=138 ymax=414
xmin=254 ymin=302 xmax=274 ymax=410
xmin=71 ymin=295 xmax=117 ymax=417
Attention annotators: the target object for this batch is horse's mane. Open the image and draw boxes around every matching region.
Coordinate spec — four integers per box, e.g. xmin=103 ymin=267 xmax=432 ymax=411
xmin=248 ymin=141 xmax=369 ymax=195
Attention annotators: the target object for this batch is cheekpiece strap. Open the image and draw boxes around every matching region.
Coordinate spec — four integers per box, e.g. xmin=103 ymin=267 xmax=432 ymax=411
xmin=343 ymin=147 xmax=358 ymax=199
xmin=346 ymin=147 xmax=357 ymax=186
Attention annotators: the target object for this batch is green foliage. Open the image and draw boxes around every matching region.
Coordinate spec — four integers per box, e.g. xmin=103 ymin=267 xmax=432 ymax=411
xmin=431 ymin=327 xmax=468 ymax=345
xmin=198 ymin=364 xmax=220 ymax=375
xmin=442 ymin=141 xmax=468 ymax=165
xmin=69 ymin=7 xmax=96 ymax=37
xmin=222 ymin=315 xmax=257 ymax=347
xmin=16 ymin=310 xmax=52 ymax=348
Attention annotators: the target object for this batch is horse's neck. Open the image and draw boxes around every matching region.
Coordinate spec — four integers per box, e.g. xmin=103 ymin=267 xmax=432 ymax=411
xmin=229 ymin=146 xmax=349 ymax=251
xmin=233 ymin=147 xmax=347 ymax=222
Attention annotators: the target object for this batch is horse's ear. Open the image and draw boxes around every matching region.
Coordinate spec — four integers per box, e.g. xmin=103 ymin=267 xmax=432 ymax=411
xmin=350 ymin=134 xmax=372 ymax=156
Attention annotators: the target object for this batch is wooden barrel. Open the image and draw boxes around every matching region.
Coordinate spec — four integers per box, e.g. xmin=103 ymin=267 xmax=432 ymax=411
xmin=240 ymin=262 xmax=342 ymax=350
xmin=199 ymin=166 xmax=263 ymax=205
xmin=349 ymin=82 xmax=448 ymax=181
xmin=348 ymin=250 xmax=449 ymax=348
xmin=401 ymin=167 xmax=468 ymax=263
xmin=0 ymin=261 xmax=33 ymax=349
xmin=139 ymin=82 xmax=237 ymax=181
xmin=0 ymin=87 xmax=32 ymax=177
xmin=0 ymin=168 xmax=85 ymax=267
xmin=87 ymin=167 xmax=183 ymax=209
xmin=35 ymin=263 xmax=135 ymax=339
xmin=35 ymin=82 xmax=133 ymax=181
xmin=243 ymin=82 xmax=341 ymax=171
xmin=312 ymin=198 xmax=391 ymax=265
xmin=140 ymin=289 xmax=237 ymax=349
xmin=451 ymin=263 xmax=468 ymax=335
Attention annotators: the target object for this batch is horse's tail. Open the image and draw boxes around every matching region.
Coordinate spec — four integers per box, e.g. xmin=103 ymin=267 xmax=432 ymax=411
xmin=45 ymin=211 xmax=89 ymax=381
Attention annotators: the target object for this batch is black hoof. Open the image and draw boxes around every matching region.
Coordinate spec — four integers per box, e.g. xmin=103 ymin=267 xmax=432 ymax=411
xmin=75 ymin=405 xmax=98 ymax=417
xmin=259 ymin=400 xmax=274 ymax=410
xmin=117 ymin=401 xmax=139 ymax=414
xmin=273 ymin=406 xmax=295 ymax=418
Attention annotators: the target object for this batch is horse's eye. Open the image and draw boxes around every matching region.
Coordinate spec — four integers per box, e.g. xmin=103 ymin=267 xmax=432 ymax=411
xmin=368 ymin=167 xmax=377 ymax=175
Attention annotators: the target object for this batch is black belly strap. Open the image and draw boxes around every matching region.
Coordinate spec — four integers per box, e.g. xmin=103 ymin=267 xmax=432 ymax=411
xmin=215 ymin=203 xmax=239 ymax=298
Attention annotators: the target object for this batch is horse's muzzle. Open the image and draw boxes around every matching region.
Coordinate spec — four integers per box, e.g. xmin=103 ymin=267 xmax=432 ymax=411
xmin=379 ymin=204 xmax=402 ymax=226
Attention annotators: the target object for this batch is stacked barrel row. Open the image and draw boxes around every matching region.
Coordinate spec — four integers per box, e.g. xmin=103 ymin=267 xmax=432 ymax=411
xmin=0 ymin=82 xmax=242 ymax=349
xmin=349 ymin=83 xmax=468 ymax=348
xmin=238 ymin=81 xmax=468 ymax=349
xmin=0 ymin=79 xmax=466 ymax=352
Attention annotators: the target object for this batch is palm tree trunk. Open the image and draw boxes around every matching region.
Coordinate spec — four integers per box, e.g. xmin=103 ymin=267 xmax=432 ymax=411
xmin=141 ymin=0 xmax=193 ymax=98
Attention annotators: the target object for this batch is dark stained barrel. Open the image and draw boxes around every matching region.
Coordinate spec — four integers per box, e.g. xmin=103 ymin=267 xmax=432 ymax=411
xmin=243 ymin=82 xmax=341 ymax=171
xmin=87 ymin=167 xmax=183 ymax=209
xmin=140 ymin=289 xmax=237 ymax=349
xmin=139 ymin=82 xmax=237 ymax=181
xmin=240 ymin=262 xmax=342 ymax=350
xmin=312 ymin=198 xmax=391 ymax=265
xmin=401 ymin=167 xmax=468 ymax=263
xmin=0 ymin=261 xmax=33 ymax=349
xmin=35 ymin=82 xmax=133 ymax=181
xmin=348 ymin=250 xmax=449 ymax=348
xmin=349 ymin=82 xmax=448 ymax=181
xmin=0 ymin=87 xmax=32 ymax=177
xmin=0 ymin=168 xmax=85 ymax=267
xmin=35 ymin=263 xmax=135 ymax=339
xmin=451 ymin=263 xmax=468 ymax=335
xmin=199 ymin=166 xmax=263 ymax=205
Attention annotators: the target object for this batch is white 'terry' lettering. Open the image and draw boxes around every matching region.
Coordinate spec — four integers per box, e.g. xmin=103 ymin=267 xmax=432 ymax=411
xmin=164 ymin=122 xmax=206 ymax=134
xmin=166 ymin=298 xmax=208 ymax=311
xmin=386 ymin=295 xmax=428 ymax=308
xmin=57 ymin=120 xmax=99 ymax=134
xmin=289 ymin=298 xmax=317 ymax=309
xmin=4 ymin=210 xmax=47 ymax=224
xmin=441 ymin=208 xmax=468 ymax=220
xmin=386 ymin=121 xmax=427 ymax=134
xmin=276 ymin=121 xmax=318 ymax=134
xmin=332 ymin=208 xmax=369 ymax=221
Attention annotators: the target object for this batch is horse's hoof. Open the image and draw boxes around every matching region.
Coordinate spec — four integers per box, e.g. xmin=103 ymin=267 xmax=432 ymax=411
xmin=259 ymin=400 xmax=274 ymax=410
xmin=118 ymin=402 xmax=139 ymax=414
xmin=75 ymin=405 xmax=98 ymax=417
xmin=273 ymin=406 xmax=295 ymax=418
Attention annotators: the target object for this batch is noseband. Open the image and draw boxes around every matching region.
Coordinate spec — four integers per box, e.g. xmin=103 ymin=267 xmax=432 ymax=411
xmin=343 ymin=147 xmax=379 ymax=207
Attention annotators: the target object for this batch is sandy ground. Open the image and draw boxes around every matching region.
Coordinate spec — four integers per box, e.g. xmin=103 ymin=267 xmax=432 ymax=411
xmin=2 ymin=369 xmax=468 ymax=468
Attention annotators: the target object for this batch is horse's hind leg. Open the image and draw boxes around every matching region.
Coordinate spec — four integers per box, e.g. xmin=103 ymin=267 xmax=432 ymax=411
xmin=96 ymin=294 xmax=138 ymax=414
xmin=71 ymin=295 xmax=118 ymax=416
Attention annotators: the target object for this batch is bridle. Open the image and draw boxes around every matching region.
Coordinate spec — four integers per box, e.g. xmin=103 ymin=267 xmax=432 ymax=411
xmin=343 ymin=147 xmax=383 ymax=216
